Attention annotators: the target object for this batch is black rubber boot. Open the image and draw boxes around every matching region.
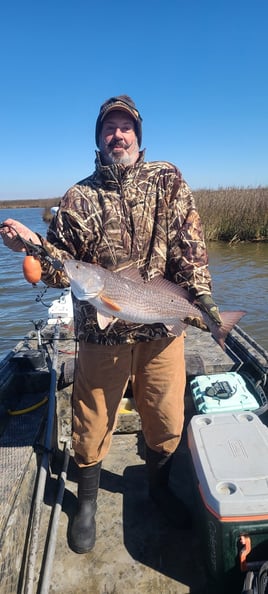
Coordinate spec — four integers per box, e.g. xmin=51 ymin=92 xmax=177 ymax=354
xmin=69 ymin=462 xmax=101 ymax=554
xmin=146 ymin=446 xmax=191 ymax=529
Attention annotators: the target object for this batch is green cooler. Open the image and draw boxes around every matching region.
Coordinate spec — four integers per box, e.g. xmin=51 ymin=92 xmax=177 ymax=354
xmin=187 ymin=412 xmax=268 ymax=593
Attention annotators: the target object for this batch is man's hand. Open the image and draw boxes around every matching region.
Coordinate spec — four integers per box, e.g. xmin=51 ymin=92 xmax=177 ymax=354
xmin=195 ymin=294 xmax=222 ymax=326
xmin=183 ymin=315 xmax=209 ymax=331
xmin=0 ymin=219 xmax=41 ymax=252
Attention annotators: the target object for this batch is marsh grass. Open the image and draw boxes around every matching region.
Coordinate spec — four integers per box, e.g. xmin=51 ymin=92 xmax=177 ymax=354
xmin=193 ymin=186 xmax=268 ymax=242
xmin=0 ymin=187 xmax=267 ymax=242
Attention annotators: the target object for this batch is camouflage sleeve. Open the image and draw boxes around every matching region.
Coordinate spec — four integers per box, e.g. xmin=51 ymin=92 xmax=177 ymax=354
xmin=37 ymin=186 xmax=94 ymax=288
xmin=37 ymin=233 xmax=73 ymax=289
xmin=167 ymin=175 xmax=212 ymax=297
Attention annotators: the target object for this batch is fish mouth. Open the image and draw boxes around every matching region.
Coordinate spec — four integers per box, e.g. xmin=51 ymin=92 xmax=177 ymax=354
xmin=69 ymin=280 xmax=97 ymax=302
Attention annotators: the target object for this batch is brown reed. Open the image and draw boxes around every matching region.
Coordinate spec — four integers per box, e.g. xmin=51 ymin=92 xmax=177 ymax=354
xmin=193 ymin=186 xmax=268 ymax=242
xmin=0 ymin=187 xmax=267 ymax=242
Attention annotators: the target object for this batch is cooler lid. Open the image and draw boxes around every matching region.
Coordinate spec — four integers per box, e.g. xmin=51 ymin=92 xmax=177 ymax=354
xmin=187 ymin=412 xmax=268 ymax=519
xmin=190 ymin=372 xmax=260 ymax=414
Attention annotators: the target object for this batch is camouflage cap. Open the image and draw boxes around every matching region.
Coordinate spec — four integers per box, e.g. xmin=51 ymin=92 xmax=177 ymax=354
xmin=95 ymin=95 xmax=142 ymax=147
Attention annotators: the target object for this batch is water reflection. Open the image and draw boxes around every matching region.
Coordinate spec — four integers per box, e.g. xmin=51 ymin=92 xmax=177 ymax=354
xmin=0 ymin=208 xmax=62 ymax=358
xmin=208 ymin=242 xmax=268 ymax=350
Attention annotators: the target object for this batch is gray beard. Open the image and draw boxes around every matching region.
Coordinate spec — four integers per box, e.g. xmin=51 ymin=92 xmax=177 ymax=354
xmin=107 ymin=152 xmax=134 ymax=165
xmin=101 ymin=139 xmax=139 ymax=166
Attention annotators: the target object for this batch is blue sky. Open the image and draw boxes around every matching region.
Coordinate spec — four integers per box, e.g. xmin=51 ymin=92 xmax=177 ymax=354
xmin=1 ymin=0 xmax=267 ymax=199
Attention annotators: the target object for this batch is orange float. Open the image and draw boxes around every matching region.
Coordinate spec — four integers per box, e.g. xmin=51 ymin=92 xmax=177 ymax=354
xmin=22 ymin=255 xmax=42 ymax=284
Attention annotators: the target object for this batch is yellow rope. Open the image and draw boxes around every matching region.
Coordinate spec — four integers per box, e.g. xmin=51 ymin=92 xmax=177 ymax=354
xmin=8 ymin=396 xmax=48 ymax=416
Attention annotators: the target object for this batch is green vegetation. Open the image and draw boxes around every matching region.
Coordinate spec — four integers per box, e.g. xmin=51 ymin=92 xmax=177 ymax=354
xmin=193 ymin=186 xmax=267 ymax=243
xmin=0 ymin=187 xmax=267 ymax=242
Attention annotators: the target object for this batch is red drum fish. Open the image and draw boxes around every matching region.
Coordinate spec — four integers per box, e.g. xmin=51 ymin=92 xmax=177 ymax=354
xmin=64 ymin=260 xmax=246 ymax=349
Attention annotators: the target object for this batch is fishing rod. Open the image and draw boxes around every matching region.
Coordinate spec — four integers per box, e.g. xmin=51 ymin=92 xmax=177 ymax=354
xmin=23 ymin=322 xmax=60 ymax=594
xmin=38 ymin=441 xmax=71 ymax=594
xmin=1 ymin=222 xmax=74 ymax=590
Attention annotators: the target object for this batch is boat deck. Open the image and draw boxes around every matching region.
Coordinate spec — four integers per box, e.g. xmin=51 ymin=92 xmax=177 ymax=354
xmin=36 ymin=428 xmax=207 ymax=594
xmin=0 ymin=323 xmax=267 ymax=593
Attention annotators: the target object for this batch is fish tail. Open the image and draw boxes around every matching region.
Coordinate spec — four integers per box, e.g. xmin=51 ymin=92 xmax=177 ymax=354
xmin=210 ymin=310 xmax=246 ymax=350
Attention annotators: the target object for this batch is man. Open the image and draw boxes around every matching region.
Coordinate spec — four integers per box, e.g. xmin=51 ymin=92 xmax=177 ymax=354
xmin=0 ymin=95 xmax=221 ymax=554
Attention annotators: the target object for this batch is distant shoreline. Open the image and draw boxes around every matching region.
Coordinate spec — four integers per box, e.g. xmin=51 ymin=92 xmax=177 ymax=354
xmin=0 ymin=186 xmax=267 ymax=211
xmin=0 ymin=187 xmax=267 ymax=242
xmin=0 ymin=198 xmax=61 ymax=209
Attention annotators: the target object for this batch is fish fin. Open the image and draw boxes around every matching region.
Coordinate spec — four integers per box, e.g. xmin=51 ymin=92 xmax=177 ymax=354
xmin=149 ymin=276 xmax=191 ymax=301
xmin=116 ymin=265 xmax=192 ymax=302
xmin=99 ymin=293 xmax=122 ymax=311
xmin=165 ymin=319 xmax=186 ymax=337
xmin=119 ymin=268 xmax=192 ymax=303
xmin=116 ymin=264 xmax=144 ymax=283
xmin=209 ymin=310 xmax=247 ymax=350
xmin=97 ymin=312 xmax=115 ymax=330
xmin=134 ymin=273 xmax=192 ymax=301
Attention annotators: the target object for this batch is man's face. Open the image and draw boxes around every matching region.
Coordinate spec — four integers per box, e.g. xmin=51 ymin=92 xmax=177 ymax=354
xmin=99 ymin=110 xmax=139 ymax=166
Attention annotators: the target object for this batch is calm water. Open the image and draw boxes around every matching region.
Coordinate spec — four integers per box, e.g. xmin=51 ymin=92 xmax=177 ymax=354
xmin=0 ymin=208 xmax=267 ymax=359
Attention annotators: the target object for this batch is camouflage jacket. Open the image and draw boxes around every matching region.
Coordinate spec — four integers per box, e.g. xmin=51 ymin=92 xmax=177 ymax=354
xmin=39 ymin=151 xmax=212 ymax=344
